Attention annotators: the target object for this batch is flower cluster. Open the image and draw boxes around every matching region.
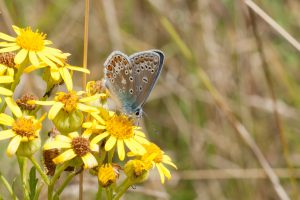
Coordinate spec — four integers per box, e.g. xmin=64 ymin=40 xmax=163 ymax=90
xmin=0 ymin=25 xmax=176 ymax=199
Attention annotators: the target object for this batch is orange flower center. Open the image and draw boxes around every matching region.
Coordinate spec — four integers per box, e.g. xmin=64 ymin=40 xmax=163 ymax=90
xmin=16 ymin=27 xmax=46 ymax=51
xmin=12 ymin=117 xmax=38 ymax=139
xmin=55 ymin=91 xmax=79 ymax=112
xmin=106 ymin=114 xmax=134 ymax=139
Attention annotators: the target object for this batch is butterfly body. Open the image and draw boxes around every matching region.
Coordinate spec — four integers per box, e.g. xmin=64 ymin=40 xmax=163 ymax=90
xmin=104 ymin=50 xmax=164 ymax=117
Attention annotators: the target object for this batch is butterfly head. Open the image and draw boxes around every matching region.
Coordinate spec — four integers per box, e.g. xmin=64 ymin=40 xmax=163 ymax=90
xmin=134 ymin=108 xmax=143 ymax=118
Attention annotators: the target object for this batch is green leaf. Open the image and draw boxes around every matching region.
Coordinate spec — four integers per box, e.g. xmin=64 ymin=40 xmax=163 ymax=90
xmin=28 ymin=167 xmax=38 ymax=200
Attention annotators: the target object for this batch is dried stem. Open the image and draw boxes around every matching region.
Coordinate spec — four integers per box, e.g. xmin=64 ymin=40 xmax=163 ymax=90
xmin=247 ymin=8 xmax=298 ymax=198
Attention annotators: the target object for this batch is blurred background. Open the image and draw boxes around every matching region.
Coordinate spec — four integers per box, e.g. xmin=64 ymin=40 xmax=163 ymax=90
xmin=1 ymin=0 xmax=300 ymax=199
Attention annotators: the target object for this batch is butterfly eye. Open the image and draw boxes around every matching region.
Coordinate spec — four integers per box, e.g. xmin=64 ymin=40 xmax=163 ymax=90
xmin=135 ymin=110 xmax=140 ymax=117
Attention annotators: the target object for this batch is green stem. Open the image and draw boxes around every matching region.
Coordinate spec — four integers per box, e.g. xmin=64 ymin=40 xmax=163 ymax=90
xmin=107 ymin=146 xmax=115 ymax=163
xmin=0 ymin=172 xmax=18 ymax=200
xmin=33 ymin=183 xmax=44 ymax=200
xmin=113 ymin=178 xmax=131 ymax=200
xmin=105 ymin=187 xmax=112 ymax=200
xmin=53 ymin=171 xmax=76 ymax=198
xmin=96 ymin=183 xmax=102 ymax=200
xmin=48 ymin=162 xmax=70 ymax=200
xmin=28 ymin=156 xmax=50 ymax=185
xmin=17 ymin=156 xmax=29 ymax=200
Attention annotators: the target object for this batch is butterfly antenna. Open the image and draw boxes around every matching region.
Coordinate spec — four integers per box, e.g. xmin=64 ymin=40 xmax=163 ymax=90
xmin=142 ymin=111 xmax=160 ymax=135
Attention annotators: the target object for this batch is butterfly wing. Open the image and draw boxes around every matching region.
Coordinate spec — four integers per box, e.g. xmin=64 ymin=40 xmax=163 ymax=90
xmin=103 ymin=51 xmax=136 ymax=113
xmin=128 ymin=50 xmax=164 ymax=110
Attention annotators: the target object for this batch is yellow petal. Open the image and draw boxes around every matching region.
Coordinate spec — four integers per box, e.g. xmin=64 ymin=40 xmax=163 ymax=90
xmin=156 ymin=164 xmax=166 ymax=184
xmin=50 ymin=69 xmax=61 ymax=81
xmin=0 ymin=129 xmax=16 ymax=140
xmin=55 ymin=135 xmax=72 ymax=143
xmin=77 ymin=103 xmax=98 ymax=113
xmin=43 ymin=141 xmax=71 ymax=150
xmin=0 ymin=45 xmax=20 ymax=53
xmin=29 ymin=51 xmax=40 ymax=66
xmin=91 ymin=132 xmax=109 ymax=144
xmin=134 ymin=130 xmax=146 ymax=137
xmin=117 ymin=140 xmax=125 ymax=161
xmin=79 ymin=94 xmax=101 ymax=103
xmin=82 ymin=122 xmax=93 ymax=128
xmin=90 ymin=143 xmax=99 ymax=152
xmin=105 ymin=136 xmax=117 ymax=151
xmin=81 ymin=152 xmax=98 ymax=169
xmin=68 ymin=132 xmax=79 ymax=139
xmin=124 ymin=139 xmax=139 ymax=154
xmin=53 ymin=149 xmax=76 ymax=164
xmin=44 ymin=52 xmax=64 ymax=66
xmin=7 ymin=68 xmax=14 ymax=77
xmin=32 ymin=100 xmax=55 ymax=106
xmin=5 ymin=97 xmax=22 ymax=118
xmin=12 ymin=25 xmax=21 ymax=35
xmin=130 ymin=138 xmax=146 ymax=154
xmin=0 ymin=87 xmax=13 ymax=96
xmin=14 ymin=49 xmax=28 ymax=64
xmin=48 ymin=102 xmax=64 ymax=120
xmin=158 ymin=163 xmax=171 ymax=179
xmin=6 ymin=135 xmax=22 ymax=157
xmin=37 ymin=52 xmax=57 ymax=68
xmin=0 ymin=113 xmax=14 ymax=126
xmin=24 ymin=64 xmax=47 ymax=73
xmin=44 ymin=47 xmax=66 ymax=58
xmin=59 ymin=67 xmax=72 ymax=91
xmin=0 ymin=76 xmax=13 ymax=83
xmin=163 ymin=160 xmax=177 ymax=169
xmin=44 ymin=40 xmax=53 ymax=45
xmin=90 ymin=113 xmax=106 ymax=125
xmin=134 ymin=135 xmax=150 ymax=144
xmin=0 ymin=32 xmax=16 ymax=41
xmin=0 ymin=42 xmax=17 ymax=47
xmin=66 ymin=65 xmax=90 ymax=74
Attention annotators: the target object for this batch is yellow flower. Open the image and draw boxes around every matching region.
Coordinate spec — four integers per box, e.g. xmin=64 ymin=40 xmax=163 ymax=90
xmin=31 ymin=91 xmax=100 ymax=120
xmin=142 ymin=143 xmax=177 ymax=184
xmin=0 ymin=97 xmax=45 ymax=156
xmin=0 ymin=25 xmax=66 ymax=67
xmin=98 ymin=164 xmax=118 ymax=187
xmin=24 ymin=53 xmax=90 ymax=91
xmin=83 ymin=80 xmax=108 ymax=107
xmin=86 ymin=112 xmax=149 ymax=161
xmin=124 ymin=159 xmax=152 ymax=183
xmin=43 ymin=131 xmax=99 ymax=169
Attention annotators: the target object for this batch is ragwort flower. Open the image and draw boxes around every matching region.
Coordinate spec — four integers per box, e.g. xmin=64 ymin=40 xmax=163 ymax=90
xmin=24 ymin=53 xmax=90 ymax=91
xmin=43 ymin=131 xmax=99 ymax=169
xmin=88 ymin=112 xmax=149 ymax=161
xmin=98 ymin=163 xmax=118 ymax=187
xmin=0 ymin=25 xmax=66 ymax=67
xmin=141 ymin=143 xmax=177 ymax=184
xmin=31 ymin=90 xmax=100 ymax=120
xmin=0 ymin=97 xmax=45 ymax=156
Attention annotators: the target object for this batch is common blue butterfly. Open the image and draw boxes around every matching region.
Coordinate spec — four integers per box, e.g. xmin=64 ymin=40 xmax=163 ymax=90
xmin=103 ymin=50 xmax=164 ymax=117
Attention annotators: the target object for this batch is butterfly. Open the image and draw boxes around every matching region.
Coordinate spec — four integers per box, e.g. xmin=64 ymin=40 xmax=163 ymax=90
xmin=103 ymin=49 xmax=164 ymax=117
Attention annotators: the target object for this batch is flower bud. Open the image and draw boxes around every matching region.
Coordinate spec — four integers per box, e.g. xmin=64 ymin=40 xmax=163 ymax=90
xmin=52 ymin=109 xmax=83 ymax=134
xmin=124 ymin=159 xmax=151 ymax=184
xmin=16 ymin=137 xmax=41 ymax=157
xmin=98 ymin=164 xmax=118 ymax=187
